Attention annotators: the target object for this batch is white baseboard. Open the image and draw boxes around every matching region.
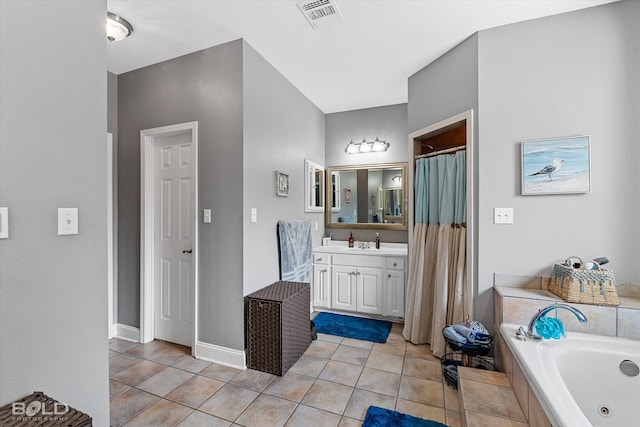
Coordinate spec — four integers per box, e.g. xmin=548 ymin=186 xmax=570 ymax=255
xmin=115 ymin=324 xmax=140 ymax=342
xmin=194 ymin=340 xmax=246 ymax=370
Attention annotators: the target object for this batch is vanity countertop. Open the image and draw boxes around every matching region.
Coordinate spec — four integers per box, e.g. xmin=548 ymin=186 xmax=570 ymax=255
xmin=314 ymin=241 xmax=408 ymax=257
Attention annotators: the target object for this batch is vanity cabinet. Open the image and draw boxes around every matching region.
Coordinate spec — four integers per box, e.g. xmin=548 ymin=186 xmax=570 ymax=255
xmin=312 ymin=246 xmax=406 ymax=319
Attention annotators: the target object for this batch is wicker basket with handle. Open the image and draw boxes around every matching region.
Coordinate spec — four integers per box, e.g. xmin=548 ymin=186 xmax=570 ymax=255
xmin=548 ymin=257 xmax=619 ymax=306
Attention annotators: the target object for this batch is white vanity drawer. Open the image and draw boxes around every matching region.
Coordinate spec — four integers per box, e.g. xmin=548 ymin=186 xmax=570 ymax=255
xmin=332 ymin=254 xmax=384 ymax=268
xmin=313 ymin=253 xmax=329 ymax=264
xmin=386 ymin=258 xmax=405 ymax=270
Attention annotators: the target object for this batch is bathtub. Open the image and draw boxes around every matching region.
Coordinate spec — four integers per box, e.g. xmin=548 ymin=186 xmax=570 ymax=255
xmin=500 ymin=323 xmax=640 ymax=427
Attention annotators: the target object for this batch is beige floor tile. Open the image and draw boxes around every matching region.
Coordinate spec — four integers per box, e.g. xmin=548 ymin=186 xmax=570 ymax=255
xmin=198 ymin=384 xmax=258 ymax=421
xmin=465 ymin=410 xmax=529 ymax=427
xmin=166 ymin=375 xmax=225 ymax=408
xmin=110 ymin=353 xmax=143 ymax=377
xmin=398 ymin=376 xmax=444 ymax=407
xmin=235 ymin=394 xmax=297 ymax=427
xmin=405 ymin=343 xmax=441 ymax=362
xmin=124 ymin=399 xmax=192 ymax=427
xmin=199 ymin=363 xmax=241 ymax=382
xmin=341 ymin=338 xmax=374 ymax=349
xmin=317 ymin=333 xmax=344 ymax=344
xmin=111 ymin=360 xmax=168 ymax=387
xmin=458 ymin=366 xmax=510 ymax=387
xmin=365 ymin=351 xmax=404 ymax=374
xmin=146 ymin=345 xmax=191 ymax=365
xmin=395 ymin=399 xmax=447 ymax=424
xmin=289 ymin=355 xmax=329 ymax=377
xmin=109 ymin=379 xmax=132 ymax=399
xmin=177 ymin=410 xmax=231 ymax=427
xmin=443 ymin=381 xmax=459 ymax=410
xmin=337 ymin=416 xmax=361 ymax=427
xmin=318 ymin=360 xmax=364 ymax=386
xmin=263 ymin=371 xmax=316 ymax=402
xmin=372 ymin=339 xmax=406 ymax=356
xmin=229 ymin=368 xmax=275 ymax=392
xmin=343 ymin=388 xmax=396 ymax=421
xmin=109 ymin=339 xmax=140 ymax=353
xmin=305 ymin=340 xmax=340 ymax=358
xmin=109 ymin=350 xmax=120 ymax=359
xmin=109 ymin=388 xmax=160 ymax=427
xmin=124 ymin=340 xmax=172 ymax=358
xmin=331 ymin=344 xmax=370 ymax=366
xmin=285 ymin=404 xmax=342 ymax=427
xmin=460 ymin=379 xmax=526 ymax=422
xmin=356 ymin=368 xmax=401 ymax=397
xmin=301 ymin=379 xmax=354 ymax=415
xmin=402 ymin=356 xmax=442 ymax=381
xmin=137 ymin=366 xmax=194 ymax=397
xmin=446 ymin=409 xmax=462 ymax=427
xmin=173 ymin=355 xmax=211 ymax=373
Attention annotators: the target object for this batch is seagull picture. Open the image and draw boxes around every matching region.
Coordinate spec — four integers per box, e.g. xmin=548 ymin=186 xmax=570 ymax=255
xmin=529 ymin=158 xmax=564 ymax=181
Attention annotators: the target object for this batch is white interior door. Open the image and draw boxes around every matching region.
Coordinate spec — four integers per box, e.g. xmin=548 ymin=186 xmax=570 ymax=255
xmin=153 ymin=133 xmax=194 ymax=346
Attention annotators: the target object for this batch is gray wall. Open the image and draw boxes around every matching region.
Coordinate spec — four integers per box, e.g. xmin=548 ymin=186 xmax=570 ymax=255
xmin=475 ymin=0 xmax=640 ymax=326
xmin=407 ymin=1 xmax=639 ymax=331
xmin=116 ymin=39 xmax=324 ymax=350
xmin=117 ymin=40 xmax=244 ymax=348
xmin=0 ymin=1 xmax=110 ymax=424
xmin=325 ymin=103 xmax=409 ymax=242
xmin=242 ymin=41 xmax=325 ymax=296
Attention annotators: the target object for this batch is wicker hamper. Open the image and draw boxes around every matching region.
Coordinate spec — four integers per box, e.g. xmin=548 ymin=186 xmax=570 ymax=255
xmin=549 ymin=261 xmax=619 ymax=306
xmin=0 ymin=391 xmax=92 ymax=426
xmin=245 ymin=281 xmax=311 ymax=376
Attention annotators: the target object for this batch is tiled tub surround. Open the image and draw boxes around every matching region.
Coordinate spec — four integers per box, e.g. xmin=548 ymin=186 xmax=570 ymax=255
xmin=493 ymin=274 xmax=640 ymax=426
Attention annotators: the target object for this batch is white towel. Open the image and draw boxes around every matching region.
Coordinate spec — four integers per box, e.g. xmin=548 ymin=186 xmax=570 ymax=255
xmin=278 ymin=220 xmax=312 ymax=283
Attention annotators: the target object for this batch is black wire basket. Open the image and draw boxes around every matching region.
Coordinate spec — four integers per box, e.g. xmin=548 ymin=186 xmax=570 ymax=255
xmin=441 ymin=352 xmax=495 ymax=388
xmin=442 ymin=327 xmax=493 ymax=356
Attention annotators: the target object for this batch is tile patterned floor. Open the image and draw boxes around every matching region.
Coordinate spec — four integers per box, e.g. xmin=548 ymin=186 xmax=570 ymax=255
xmin=109 ymin=323 xmax=462 ymax=427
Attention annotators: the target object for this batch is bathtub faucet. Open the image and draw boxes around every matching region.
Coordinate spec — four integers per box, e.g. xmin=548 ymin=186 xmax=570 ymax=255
xmin=526 ymin=304 xmax=588 ymax=340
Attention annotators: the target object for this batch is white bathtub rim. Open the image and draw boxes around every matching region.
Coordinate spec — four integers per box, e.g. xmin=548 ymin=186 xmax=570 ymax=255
xmin=498 ymin=323 xmax=640 ymax=427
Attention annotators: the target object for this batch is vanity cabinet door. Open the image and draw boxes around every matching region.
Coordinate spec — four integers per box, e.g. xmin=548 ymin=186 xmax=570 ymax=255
xmin=332 ymin=266 xmax=357 ymax=311
xmin=356 ymin=267 xmax=383 ymax=314
xmin=385 ymin=269 xmax=405 ymax=318
xmin=313 ymin=264 xmax=331 ymax=308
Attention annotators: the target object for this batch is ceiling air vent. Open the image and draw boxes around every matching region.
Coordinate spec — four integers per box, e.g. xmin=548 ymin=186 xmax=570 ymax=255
xmin=297 ymin=0 xmax=344 ymax=29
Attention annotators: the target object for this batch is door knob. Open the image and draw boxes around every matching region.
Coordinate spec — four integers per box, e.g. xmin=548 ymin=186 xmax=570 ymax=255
xmin=182 ymin=249 xmax=192 ymax=254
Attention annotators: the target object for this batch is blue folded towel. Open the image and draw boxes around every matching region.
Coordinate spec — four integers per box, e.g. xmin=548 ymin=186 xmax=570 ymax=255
xmin=443 ymin=326 xmax=467 ymax=345
xmin=452 ymin=324 xmax=492 ymax=344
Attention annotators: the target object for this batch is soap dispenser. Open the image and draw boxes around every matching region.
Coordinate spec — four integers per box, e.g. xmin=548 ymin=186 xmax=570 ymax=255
xmin=375 ymin=233 xmax=380 ymax=249
xmin=348 ymin=232 xmax=354 ymax=248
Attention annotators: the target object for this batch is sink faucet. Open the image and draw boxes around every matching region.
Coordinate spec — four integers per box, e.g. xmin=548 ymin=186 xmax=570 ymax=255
xmin=525 ymin=304 xmax=588 ymax=340
xmin=357 ymin=241 xmax=371 ymax=249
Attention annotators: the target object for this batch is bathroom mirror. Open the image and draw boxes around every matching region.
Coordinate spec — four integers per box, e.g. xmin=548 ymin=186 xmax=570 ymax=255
xmin=304 ymin=159 xmax=324 ymax=212
xmin=325 ymin=162 xmax=407 ymax=230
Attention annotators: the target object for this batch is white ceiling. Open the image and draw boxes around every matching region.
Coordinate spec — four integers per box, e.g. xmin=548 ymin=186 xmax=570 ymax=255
xmin=107 ymin=0 xmax=617 ymax=113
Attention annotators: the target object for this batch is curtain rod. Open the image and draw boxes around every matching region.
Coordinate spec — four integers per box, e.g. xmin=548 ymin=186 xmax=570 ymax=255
xmin=415 ymin=144 xmax=466 ymax=159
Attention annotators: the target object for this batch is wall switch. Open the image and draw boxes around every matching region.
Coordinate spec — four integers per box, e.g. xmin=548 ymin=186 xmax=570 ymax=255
xmin=0 ymin=207 xmax=8 ymax=239
xmin=314 ymin=221 xmax=319 ymax=231
xmin=250 ymin=208 xmax=257 ymax=223
xmin=58 ymin=208 xmax=79 ymax=235
xmin=203 ymin=209 xmax=212 ymax=224
xmin=494 ymin=207 xmax=514 ymax=224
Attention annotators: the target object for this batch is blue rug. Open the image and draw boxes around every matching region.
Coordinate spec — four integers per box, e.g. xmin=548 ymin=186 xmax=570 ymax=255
xmin=313 ymin=312 xmax=392 ymax=343
xmin=363 ymin=406 xmax=449 ymax=427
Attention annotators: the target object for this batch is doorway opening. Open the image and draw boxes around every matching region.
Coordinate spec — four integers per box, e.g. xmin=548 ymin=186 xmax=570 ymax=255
xmin=140 ymin=121 xmax=198 ymax=351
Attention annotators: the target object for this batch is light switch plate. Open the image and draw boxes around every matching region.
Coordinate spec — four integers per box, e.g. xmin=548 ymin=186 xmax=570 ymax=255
xmin=0 ymin=207 xmax=8 ymax=239
xmin=494 ymin=207 xmax=514 ymax=224
xmin=58 ymin=208 xmax=79 ymax=235
xmin=250 ymin=208 xmax=257 ymax=223
xmin=203 ymin=209 xmax=212 ymax=224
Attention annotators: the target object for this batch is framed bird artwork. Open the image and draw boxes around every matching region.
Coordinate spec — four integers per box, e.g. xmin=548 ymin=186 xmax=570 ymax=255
xmin=521 ymin=135 xmax=591 ymax=195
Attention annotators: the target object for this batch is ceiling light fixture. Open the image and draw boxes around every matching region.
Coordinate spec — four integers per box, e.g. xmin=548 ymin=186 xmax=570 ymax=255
xmin=107 ymin=12 xmax=133 ymax=42
xmin=345 ymin=137 xmax=390 ymax=154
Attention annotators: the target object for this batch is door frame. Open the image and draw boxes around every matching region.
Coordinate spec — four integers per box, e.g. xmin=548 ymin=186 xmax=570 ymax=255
xmin=407 ymin=110 xmax=475 ymax=320
xmin=140 ymin=121 xmax=198 ymax=350
xmin=107 ymin=132 xmax=116 ymax=339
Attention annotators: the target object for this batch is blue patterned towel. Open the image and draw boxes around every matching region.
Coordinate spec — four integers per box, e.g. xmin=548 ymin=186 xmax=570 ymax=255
xmin=278 ymin=220 xmax=312 ymax=283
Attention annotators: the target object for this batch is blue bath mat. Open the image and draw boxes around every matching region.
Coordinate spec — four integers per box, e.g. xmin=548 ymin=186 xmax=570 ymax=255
xmin=363 ymin=406 xmax=449 ymax=427
xmin=313 ymin=312 xmax=392 ymax=343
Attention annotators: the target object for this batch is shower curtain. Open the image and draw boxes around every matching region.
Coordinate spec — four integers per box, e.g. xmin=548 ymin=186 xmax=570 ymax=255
xmin=403 ymin=150 xmax=467 ymax=357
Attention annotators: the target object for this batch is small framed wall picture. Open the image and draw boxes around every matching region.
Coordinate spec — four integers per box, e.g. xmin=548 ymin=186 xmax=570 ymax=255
xmin=276 ymin=171 xmax=290 ymax=197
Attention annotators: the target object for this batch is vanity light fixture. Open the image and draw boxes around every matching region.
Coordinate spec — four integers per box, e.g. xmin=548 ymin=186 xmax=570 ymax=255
xmin=107 ymin=12 xmax=133 ymax=42
xmin=345 ymin=137 xmax=390 ymax=154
